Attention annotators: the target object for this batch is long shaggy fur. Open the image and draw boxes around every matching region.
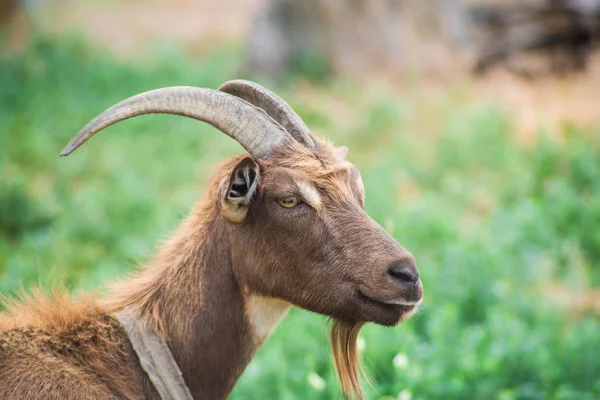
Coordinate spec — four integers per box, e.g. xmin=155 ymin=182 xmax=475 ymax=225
xmin=0 ymin=288 xmax=156 ymax=399
xmin=330 ymin=320 xmax=366 ymax=399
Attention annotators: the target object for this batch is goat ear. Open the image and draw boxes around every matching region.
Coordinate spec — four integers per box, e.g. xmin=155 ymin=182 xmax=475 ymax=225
xmin=221 ymin=156 xmax=260 ymax=223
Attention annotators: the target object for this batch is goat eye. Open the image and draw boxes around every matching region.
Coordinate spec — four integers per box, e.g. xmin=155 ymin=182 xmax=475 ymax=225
xmin=278 ymin=196 xmax=299 ymax=208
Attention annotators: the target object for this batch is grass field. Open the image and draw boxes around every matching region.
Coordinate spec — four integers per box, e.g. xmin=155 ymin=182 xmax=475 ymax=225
xmin=1 ymin=35 xmax=600 ymax=399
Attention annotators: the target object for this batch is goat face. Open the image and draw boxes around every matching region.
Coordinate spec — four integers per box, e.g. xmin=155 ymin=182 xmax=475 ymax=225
xmin=221 ymin=142 xmax=423 ymax=327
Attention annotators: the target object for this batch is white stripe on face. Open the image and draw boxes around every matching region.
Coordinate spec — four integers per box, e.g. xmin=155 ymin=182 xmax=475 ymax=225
xmin=297 ymin=181 xmax=322 ymax=211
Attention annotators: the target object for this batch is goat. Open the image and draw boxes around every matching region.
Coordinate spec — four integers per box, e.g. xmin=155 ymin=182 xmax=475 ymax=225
xmin=0 ymin=80 xmax=423 ymax=399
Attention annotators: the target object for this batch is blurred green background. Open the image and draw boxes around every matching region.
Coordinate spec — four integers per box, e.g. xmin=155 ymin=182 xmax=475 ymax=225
xmin=2 ymin=1 xmax=600 ymax=399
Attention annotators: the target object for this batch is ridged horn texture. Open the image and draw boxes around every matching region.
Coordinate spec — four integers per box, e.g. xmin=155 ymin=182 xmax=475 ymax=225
xmin=60 ymin=86 xmax=294 ymax=159
xmin=219 ymin=79 xmax=316 ymax=149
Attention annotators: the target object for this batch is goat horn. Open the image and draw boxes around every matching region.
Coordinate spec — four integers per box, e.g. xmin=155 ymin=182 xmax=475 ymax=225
xmin=219 ymin=80 xmax=315 ymax=149
xmin=60 ymin=86 xmax=293 ymax=159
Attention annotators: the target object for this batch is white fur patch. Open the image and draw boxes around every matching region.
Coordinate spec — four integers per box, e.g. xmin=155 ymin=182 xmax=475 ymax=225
xmin=297 ymin=181 xmax=322 ymax=211
xmin=247 ymin=296 xmax=291 ymax=340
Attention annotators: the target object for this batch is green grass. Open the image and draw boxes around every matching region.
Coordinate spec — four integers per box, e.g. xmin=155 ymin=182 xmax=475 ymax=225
xmin=1 ymin=36 xmax=600 ymax=399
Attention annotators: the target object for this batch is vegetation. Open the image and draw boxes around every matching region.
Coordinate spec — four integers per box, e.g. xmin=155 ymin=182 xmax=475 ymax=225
xmin=1 ymin=36 xmax=599 ymax=399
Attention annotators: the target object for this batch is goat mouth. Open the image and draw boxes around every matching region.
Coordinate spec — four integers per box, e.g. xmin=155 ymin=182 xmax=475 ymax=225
xmin=356 ymin=289 xmax=416 ymax=314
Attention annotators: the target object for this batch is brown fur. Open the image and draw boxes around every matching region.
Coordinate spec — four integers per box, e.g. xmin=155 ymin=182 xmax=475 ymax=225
xmin=0 ymin=138 xmax=422 ymax=399
xmin=0 ymin=290 xmax=158 ymax=399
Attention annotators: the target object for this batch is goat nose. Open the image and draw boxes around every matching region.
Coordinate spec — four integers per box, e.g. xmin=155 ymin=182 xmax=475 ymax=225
xmin=387 ymin=260 xmax=420 ymax=284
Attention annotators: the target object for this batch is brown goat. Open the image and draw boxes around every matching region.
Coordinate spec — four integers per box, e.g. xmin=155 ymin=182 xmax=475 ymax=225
xmin=0 ymin=80 xmax=423 ymax=399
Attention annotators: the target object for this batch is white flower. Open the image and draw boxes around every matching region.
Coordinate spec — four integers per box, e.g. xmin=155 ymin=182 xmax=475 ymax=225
xmin=393 ymin=353 xmax=409 ymax=370
xmin=397 ymin=389 xmax=412 ymax=400
xmin=307 ymin=372 xmax=326 ymax=392
xmin=357 ymin=336 xmax=366 ymax=352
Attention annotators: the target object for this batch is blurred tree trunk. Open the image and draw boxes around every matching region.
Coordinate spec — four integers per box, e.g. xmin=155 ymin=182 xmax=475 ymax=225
xmin=246 ymin=0 xmax=473 ymax=79
xmin=0 ymin=0 xmax=18 ymax=26
xmin=1 ymin=0 xmax=33 ymax=54
xmin=472 ymin=0 xmax=600 ymax=77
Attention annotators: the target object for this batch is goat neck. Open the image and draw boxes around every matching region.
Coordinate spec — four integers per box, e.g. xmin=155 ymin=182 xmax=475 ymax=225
xmin=104 ymin=174 xmax=283 ymax=400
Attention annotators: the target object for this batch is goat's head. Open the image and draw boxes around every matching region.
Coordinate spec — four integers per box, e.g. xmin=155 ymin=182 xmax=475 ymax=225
xmin=62 ymin=80 xmax=423 ymax=398
xmin=220 ymin=144 xmax=423 ymax=327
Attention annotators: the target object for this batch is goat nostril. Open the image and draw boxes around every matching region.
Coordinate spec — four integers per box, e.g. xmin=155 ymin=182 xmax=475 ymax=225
xmin=388 ymin=263 xmax=419 ymax=284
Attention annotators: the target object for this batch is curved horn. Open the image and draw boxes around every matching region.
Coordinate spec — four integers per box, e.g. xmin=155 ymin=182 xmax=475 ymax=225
xmin=60 ymin=86 xmax=293 ymax=159
xmin=219 ymin=80 xmax=315 ymax=149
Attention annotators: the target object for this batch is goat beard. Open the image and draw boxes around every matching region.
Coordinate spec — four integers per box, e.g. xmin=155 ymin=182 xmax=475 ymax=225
xmin=330 ymin=320 xmax=366 ymax=400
